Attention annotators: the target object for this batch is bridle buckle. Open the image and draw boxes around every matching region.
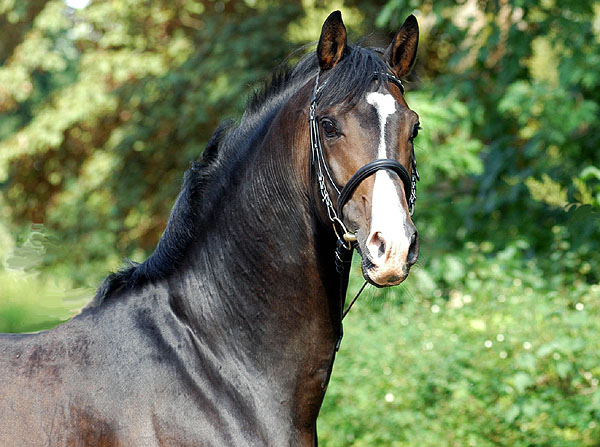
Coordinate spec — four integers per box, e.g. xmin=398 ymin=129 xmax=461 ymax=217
xmin=331 ymin=216 xmax=356 ymax=250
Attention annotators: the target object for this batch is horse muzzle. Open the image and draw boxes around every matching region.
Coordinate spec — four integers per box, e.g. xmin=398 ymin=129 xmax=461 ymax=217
xmin=361 ymin=225 xmax=419 ymax=286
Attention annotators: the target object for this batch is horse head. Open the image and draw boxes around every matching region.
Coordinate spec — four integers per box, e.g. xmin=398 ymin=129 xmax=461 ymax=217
xmin=310 ymin=11 xmax=420 ymax=287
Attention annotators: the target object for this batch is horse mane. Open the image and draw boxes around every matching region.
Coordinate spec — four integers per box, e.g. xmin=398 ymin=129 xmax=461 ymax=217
xmin=91 ymin=43 xmax=391 ymax=306
xmin=90 ymin=121 xmax=230 ymax=306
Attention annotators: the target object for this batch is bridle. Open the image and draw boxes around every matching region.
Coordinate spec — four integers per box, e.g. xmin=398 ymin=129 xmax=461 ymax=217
xmin=308 ymin=71 xmax=419 ymax=350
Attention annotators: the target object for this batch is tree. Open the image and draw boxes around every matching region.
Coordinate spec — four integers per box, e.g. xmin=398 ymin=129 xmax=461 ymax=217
xmin=1 ymin=0 xmax=303 ymax=284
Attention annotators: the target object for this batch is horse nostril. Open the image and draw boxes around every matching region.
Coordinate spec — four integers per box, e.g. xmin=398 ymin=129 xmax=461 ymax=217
xmin=378 ymin=239 xmax=386 ymax=257
xmin=367 ymin=231 xmax=387 ymax=262
xmin=407 ymin=231 xmax=419 ymax=266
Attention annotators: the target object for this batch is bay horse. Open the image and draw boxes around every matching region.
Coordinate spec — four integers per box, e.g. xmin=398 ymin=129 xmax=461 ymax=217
xmin=0 ymin=11 xmax=420 ymax=446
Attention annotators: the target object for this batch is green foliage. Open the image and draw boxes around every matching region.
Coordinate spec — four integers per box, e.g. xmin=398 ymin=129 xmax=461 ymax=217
xmin=0 ymin=0 xmax=304 ymax=285
xmin=1 ymin=0 xmax=600 ymax=444
xmin=576 ymin=166 xmax=600 ymax=207
xmin=2 ymin=0 xmax=597 ymax=283
xmin=318 ymin=254 xmax=600 ymax=446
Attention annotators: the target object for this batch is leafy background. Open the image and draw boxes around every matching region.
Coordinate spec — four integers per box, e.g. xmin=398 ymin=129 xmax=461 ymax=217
xmin=1 ymin=0 xmax=599 ymax=445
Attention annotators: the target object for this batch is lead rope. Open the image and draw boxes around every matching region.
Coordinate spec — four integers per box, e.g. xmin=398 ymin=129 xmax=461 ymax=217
xmin=342 ymin=280 xmax=368 ymax=319
xmin=333 ymin=241 xmax=368 ymax=350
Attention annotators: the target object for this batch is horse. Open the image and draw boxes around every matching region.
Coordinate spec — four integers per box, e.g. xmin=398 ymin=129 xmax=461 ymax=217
xmin=0 ymin=11 xmax=420 ymax=446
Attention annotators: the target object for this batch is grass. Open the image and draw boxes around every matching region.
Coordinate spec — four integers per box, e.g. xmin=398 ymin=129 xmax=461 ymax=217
xmin=318 ymin=262 xmax=600 ymax=446
xmin=0 ymin=269 xmax=92 ymax=333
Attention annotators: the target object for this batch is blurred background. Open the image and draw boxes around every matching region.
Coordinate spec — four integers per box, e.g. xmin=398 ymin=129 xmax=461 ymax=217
xmin=1 ymin=0 xmax=599 ymax=445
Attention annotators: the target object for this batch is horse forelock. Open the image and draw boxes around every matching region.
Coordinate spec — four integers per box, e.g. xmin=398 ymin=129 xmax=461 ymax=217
xmin=315 ymin=45 xmax=390 ymax=111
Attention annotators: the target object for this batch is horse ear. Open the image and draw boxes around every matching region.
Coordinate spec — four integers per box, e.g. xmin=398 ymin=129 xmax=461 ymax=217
xmin=384 ymin=15 xmax=419 ymax=77
xmin=317 ymin=11 xmax=348 ymax=71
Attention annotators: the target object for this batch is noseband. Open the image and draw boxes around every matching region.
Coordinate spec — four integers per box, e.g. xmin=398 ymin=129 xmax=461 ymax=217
xmin=308 ymin=71 xmax=419 ymax=350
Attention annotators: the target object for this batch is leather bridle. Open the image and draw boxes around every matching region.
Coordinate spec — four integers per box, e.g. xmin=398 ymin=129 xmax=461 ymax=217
xmin=308 ymin=71 xmax=419 ymax=350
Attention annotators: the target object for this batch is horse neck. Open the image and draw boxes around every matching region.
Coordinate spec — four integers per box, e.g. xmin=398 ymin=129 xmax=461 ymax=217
xmin=164 ymin=87 xmax=342 ymax=424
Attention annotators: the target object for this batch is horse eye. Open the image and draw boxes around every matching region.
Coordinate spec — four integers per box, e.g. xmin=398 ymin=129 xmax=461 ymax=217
xmin=321 ymin=119 xmax=338 ymax=137
xmin=411 ymin=123 xmax=421 ymax=140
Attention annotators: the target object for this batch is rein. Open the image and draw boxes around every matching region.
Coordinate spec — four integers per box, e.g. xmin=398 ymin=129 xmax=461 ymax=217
xmin=308 ymin=71 xmax=419 ymax=350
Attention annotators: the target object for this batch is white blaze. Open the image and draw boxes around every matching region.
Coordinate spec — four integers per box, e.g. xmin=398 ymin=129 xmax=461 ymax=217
xmin=366 ymin=92 xmax=396 ymax=158
xmin=365 ymin=92 xmax=411 ymax=264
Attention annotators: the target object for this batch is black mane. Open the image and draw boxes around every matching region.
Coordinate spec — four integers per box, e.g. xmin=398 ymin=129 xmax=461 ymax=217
xmin=92 ymin=43 xmax=392 ymax=305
